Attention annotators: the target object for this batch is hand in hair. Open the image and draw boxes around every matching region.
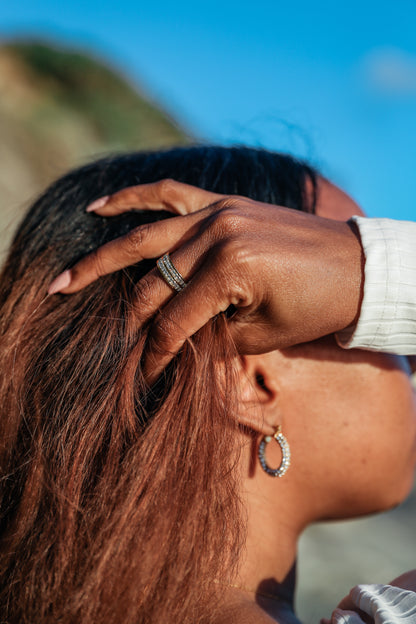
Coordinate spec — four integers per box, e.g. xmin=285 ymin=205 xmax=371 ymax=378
xmin=48 ymin=179 xmax=363 ymax=382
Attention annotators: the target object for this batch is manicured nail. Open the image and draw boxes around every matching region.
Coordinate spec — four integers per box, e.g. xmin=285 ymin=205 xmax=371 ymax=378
xmin=48 ymin=270 xmax=72 ymax=295
xmin=86 ymin=195 xmax=109 ymax=212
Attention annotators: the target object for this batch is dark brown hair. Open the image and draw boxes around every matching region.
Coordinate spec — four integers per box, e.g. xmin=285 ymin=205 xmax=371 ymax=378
xmin=0 ymin=146 xmax=316 ymax=623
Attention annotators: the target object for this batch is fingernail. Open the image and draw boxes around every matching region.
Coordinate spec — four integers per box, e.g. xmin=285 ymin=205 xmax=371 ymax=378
xmin=86 ymin=195 xmax=109 ymax=212
xmin=48 ymin=270 xmax=72 ymax=295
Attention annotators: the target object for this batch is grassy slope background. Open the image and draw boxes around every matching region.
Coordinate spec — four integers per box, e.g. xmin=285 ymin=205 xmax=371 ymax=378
xmin=0 ymin=39 xmax=189 ymax=253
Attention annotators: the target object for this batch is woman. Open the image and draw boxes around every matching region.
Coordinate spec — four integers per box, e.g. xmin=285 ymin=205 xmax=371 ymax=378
xmin=0 ymin=146 xmax=415 ymax=624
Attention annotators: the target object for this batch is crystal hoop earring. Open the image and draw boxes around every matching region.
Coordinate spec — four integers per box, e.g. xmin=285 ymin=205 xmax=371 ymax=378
xmin=258 ymin=425 xmax=291 ymax=477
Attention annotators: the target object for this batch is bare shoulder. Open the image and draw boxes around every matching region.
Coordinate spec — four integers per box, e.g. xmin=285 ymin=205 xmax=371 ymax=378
xmin=211 ymin=588 xmax=300 ymax=624
xmin=212 ymin=600 xmax=282 ymax=624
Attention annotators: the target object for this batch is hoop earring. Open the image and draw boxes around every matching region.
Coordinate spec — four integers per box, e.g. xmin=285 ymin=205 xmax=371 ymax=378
xmin=258 ymin=425 xmax=291 ymax=477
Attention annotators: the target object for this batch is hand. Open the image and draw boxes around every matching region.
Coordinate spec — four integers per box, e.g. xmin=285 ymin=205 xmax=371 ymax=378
xmin=321 ymin=570 xmax=416 ymax=624
xmin=48 ymin=179 xmax=363 ymax=382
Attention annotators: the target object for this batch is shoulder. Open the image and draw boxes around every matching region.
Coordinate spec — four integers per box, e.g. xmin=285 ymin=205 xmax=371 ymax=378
xmin=211 ymin=600 xmax=283 ymax=624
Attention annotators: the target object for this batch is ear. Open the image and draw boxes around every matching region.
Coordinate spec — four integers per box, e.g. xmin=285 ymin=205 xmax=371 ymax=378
xmin=238 ymin=353 xmax=281 ymax=436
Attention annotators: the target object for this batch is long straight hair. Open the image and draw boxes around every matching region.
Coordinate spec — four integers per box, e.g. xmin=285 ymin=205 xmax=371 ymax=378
xmin=0 ymin=146 xmax=316 ymax=623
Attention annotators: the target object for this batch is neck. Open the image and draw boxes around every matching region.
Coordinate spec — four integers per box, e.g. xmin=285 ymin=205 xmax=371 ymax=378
xmin=229 ymin=516 xmax=301 ymax=623
xmin=226 ymin=435 xmax=311 ymax=622
xmin=237 ymin=514 xmax=299 ymax=610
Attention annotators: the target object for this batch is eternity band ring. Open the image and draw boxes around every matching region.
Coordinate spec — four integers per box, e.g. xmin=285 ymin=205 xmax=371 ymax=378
xmin=156 ymin=253 xmax=188 ymax=293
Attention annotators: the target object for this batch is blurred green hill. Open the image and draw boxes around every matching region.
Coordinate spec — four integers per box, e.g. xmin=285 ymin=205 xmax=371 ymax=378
xmin=0 ymin=39 xmax=190 ymax=252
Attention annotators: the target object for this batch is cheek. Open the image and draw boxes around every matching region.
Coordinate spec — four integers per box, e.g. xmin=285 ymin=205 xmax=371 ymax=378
xmin=281 ymin=352 xmax=416 ymax=518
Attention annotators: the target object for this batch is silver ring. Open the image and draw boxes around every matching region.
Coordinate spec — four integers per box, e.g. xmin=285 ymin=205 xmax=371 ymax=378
xmin=156 ymin=253 xmax=187 ymax=292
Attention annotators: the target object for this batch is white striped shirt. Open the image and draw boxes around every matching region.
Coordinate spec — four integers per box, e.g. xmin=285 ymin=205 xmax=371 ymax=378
xmin=329 ymin=583 xmax=416 ymax=623
xmin=336 ymin=217 xmax=416 ymax=355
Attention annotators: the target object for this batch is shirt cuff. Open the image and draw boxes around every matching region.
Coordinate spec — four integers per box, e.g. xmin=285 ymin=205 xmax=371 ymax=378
xmin=336 ymin=216 xmax=416 ymax=355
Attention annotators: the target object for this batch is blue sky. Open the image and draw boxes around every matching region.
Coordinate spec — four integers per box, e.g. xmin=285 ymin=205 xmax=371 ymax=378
xmin=1 ymin=0 xmax=416 ymax=220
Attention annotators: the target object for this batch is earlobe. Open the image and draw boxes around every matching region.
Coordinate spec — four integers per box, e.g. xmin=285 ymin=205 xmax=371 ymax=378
xmin=238 ymin=354 xmax=281 ymax=436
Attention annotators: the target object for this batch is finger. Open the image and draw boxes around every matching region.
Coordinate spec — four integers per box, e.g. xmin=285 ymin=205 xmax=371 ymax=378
xmin=142 ymin=250 xmax=250 ymax=384
xmin=86 ymin=179 xmax=224 ymax=217
xmin=48 ymin=204 xmax=218 ymax=294
xmin=390 ymin=569 xmax=416 ymax=590
xmin=333 ymin=595 xmax=374 ymax=624
xmin=121 ymin=227 xmax=224 ymax=332
xmin=121 ymin=237 xmax=212 ymax=329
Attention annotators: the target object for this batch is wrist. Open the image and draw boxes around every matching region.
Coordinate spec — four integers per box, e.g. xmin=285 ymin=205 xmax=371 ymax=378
xmin=344 ymin=218 xmax=365 ymax=329
xmin=320 ymin=218 xmax=364 ymax=337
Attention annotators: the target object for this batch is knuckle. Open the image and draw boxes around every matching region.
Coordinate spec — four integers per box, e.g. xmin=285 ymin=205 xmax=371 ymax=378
xmin=136 ymin=274 xmax=157 ymax=309
xmin=151 ymin=315 xmax=176 ymax=352
xmin=157 ymin=178 xmax=177 ymax=197
xmin=218 ymin=196 xmax=242 ymax=210
xmin=133 ymin=275 xmax=157 ymax=320
xmin=88 ymin=247 xmax=107 ymax=279
xmin=137 ymin=274 xmax=154 ymax=304
xmin=215 ymin=237 xmax=251 ymax=267
xmin=221 ymin=274 xmax=248 ymax=307
xmin=125 ymin=224 xmax=149 ymax=253
xmin=212 ymin=240 xmax=252 ymax=306
xmin=228 ymin=280 xmax=248 ymax=307
xmin=211 ymin=198 xmax=249 ymax=236
xmin=110 ymin=189 xmax=128 ymax=210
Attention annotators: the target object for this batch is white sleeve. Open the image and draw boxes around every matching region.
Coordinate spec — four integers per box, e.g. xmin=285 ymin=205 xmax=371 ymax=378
xmin=328 ymin=583 xmax=416 ymax=623
xmin=336 ymin=217 xmax=416 ymax=355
